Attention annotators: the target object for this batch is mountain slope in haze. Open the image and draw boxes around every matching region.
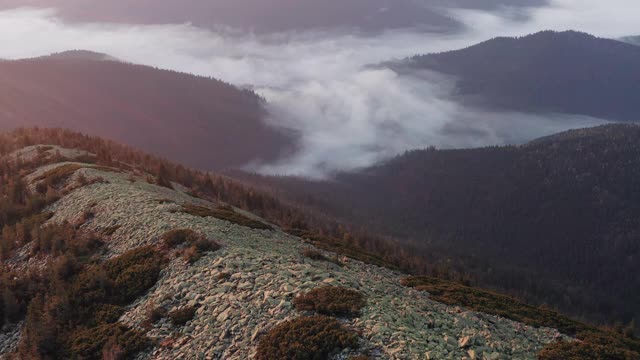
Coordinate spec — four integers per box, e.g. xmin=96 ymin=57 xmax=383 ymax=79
xmin=622 ymin=36 xmax=640 ymax=46
xmin=0 ymin=0 xmax=544 ymax=33
xmin=43 ymin=50 xmax=119 ymax=61
xmin=398 ymin=31 xmax=640 ymax=122
xmin=0 ymin=128 xmax=588 ymax=360
xmin=237 ymin=124 xmax=640 ymax=329
xmin=0 ymin=54 xmax=294 ymax=171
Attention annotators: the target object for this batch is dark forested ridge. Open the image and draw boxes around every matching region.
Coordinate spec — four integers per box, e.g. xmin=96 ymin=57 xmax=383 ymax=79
xmin=398 ymin=31 xmax=640 ymax=122
xmin=237 ymin=124 xmax=640 ymax=329
xmin=0 ymin=54 xmax=294 ymax=171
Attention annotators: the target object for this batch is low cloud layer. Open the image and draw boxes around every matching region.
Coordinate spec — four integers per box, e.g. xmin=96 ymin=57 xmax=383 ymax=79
xmin=0 ymin=1 xmax=638 ymax=177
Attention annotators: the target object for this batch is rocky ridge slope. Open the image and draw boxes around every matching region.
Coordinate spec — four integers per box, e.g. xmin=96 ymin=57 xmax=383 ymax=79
xmin=0 ymin=145 xmax=564 ymax=360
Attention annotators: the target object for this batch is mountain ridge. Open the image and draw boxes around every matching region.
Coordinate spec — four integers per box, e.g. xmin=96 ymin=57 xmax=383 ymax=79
xmin=0 ymin=53 xmax=295 ymax=171
xmin=395 ymin=30 xmax=640 ymax=122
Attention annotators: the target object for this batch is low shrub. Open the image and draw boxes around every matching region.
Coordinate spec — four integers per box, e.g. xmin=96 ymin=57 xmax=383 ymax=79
xmin=182 ymin=246 xmax=205 ymax=264
xmin=31 ymin=222 xmax=103 ymax=259
xmin=142 ymin=303 xmax=167 ymax=328
xmin=69 ymin=324 xmax=150 ymax=359
xmin=13 ymin=243 xmax=162 ymax=359
xmin=181 ymin=204 xmax=273 ymax=230
xmin=287 ymin=229 xmax=394 ymax=269
xmin=538 ymin=339 xmax=638 ymax=360
xmin=256 ymin=316 xmax=359 ymax=360
xmin=217 ymin=272 xmax=231 ymax=281
xmin=161 ymin=228 xmax=221 ymax=264
xmin=103 ymin=246 xmax=166 ymax=305
xmin=80 ymin=209 xmax=96 ymax=224
xmin=113 ymin=263 xmax=162 ymax=304
xmin=162 ymin=228 xmax=202 ymax=248
xmin=192 ymin=236 xmax=221 ymax=253
xmin=294 ymin=287 xmax=366 ymax=318
xmin=103 ymin=225 xmax=121 ymax=236
xmin=34 ymin=163 xmax=116 ymax=189
xmin=301 ymin=247 xmax=342 ymax=266
xmin=93 ymin=304 xmax=126 ymax=326
xmin=33 ymin=164 xmax=85 ymax=187
xmin=302 ymin=248 xmax=328 ymax=261
xmin=168 ymin=306 xmax=197 ymax=326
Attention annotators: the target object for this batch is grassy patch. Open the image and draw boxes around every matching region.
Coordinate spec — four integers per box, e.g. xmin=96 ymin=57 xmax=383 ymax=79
xmin=401 ymin=276 xmax=640 ymax=359
xmin=181 ymin=204 xmax=273 ymax=230
xmin=294 ymin=287 xmax=366 ymax=318
xmin=256 ymin=316 xmax=359 ymax=360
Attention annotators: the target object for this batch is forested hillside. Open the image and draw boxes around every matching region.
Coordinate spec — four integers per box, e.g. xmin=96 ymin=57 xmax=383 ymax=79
xmin=237 ymin=124 xmax=640 ymax=329
xmin=0 ymin=54 xmax=294 ymax=170
xmin=398 ymin=31 xmax=640 ymax=122
xmin=2 ymin=127 xmax=639 ymax=359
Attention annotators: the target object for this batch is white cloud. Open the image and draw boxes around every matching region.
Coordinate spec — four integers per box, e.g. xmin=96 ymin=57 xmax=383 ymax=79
xmin=0 ymin=3 xmax=635 ymax=177
xmin=450 ymin=0 xmax=640 ymax=39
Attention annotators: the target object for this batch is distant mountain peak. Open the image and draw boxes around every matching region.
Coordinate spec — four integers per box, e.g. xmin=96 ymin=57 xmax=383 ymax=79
xmin=519 ymin=29 xmax=594 ymax=38
xmin=0 ymin=54 xmax=294 ymax=170
xmin=43 ymin=50 xmax=120 ymax=62
xmin=398 ymin=30 xmax=640 ymax=122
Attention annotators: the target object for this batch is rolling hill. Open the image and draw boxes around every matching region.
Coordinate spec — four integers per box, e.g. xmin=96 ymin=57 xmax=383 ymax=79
xmin=397 ymin=31 xmax=640 ymax=122
xmin=0 ymin=53 xmax=294 ymax=171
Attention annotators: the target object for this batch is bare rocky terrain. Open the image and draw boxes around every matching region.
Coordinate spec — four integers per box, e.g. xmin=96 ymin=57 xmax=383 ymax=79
xmin=0 ymin=145 xmax=565 ymax=360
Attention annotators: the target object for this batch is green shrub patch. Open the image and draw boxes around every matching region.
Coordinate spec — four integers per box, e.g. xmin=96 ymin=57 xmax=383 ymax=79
xmin=69 ymin=324 xmax=150 ymax=359
xmin=181 ymin=204 xmax=273 ymax=230
xmin=161 ymin=228 xmax=221 ymax=264
xmin=256 ymin=316 xmax=359 ymax=360
xmin=294 ymin=287 xmax=366 ymax=318
xmin=10 ymin=244 xmax=167 ymax=359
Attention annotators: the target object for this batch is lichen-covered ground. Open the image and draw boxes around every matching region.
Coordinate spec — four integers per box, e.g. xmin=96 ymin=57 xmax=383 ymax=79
xmin=2 ymin=150 xmax=565 ymax=360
